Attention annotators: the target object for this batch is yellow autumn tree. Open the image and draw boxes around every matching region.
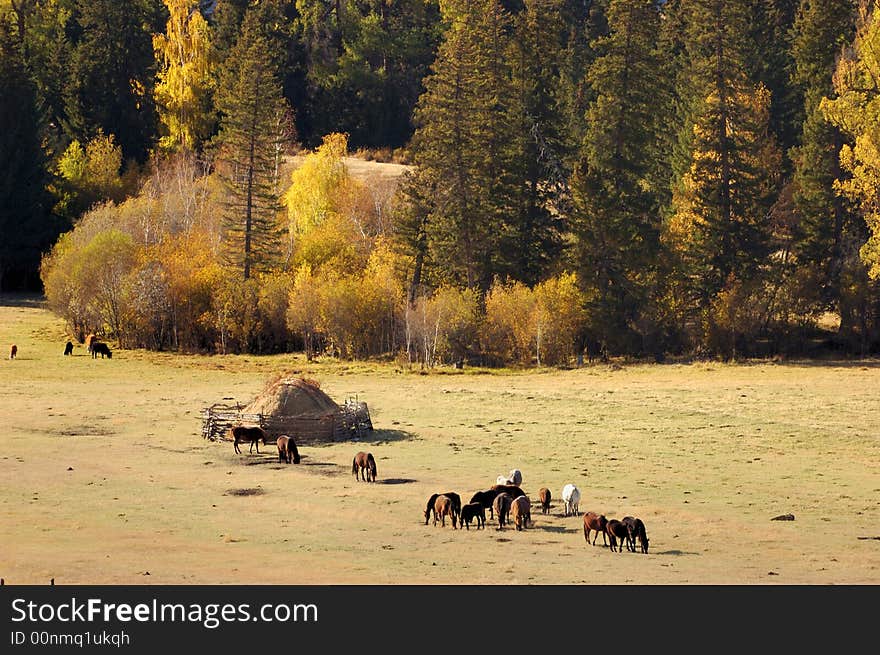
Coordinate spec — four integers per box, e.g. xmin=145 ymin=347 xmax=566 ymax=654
xmin=821 ymin=1 xmax=880 ymax=279
xmin=281 ymin=132 xmax=374 ymax=269
xmin=153 ymin=0 xmax=215 ymax=153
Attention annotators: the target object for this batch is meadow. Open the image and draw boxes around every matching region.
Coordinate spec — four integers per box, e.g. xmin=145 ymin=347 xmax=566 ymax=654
xmin=1 ymin=296 xmax=878 ymax=585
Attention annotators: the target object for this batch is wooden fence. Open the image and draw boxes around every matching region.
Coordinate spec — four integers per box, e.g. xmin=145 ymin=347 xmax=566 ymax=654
xmin=201 ymin=398 xmax=373 ymax=445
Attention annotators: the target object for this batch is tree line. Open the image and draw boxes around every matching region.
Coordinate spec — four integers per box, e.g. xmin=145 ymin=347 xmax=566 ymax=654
xmin=5 ymin=0 xmax=880 ymax=363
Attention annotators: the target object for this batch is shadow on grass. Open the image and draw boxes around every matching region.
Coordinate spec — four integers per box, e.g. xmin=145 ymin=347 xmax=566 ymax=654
xmin=0 ymin=293 xmax=46 ymax=309
xmin=377 ymin=478 xmax=417 ymax=485
xmin=533 ymin=525 xmax=577 ymax=534
xmin=348 ymin=428 xmax=417 ymax=445
xmin=655 ymin=549 xmax=700 ymax=556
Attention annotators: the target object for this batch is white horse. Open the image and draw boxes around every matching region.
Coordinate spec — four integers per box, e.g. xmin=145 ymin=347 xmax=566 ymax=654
xmin=561 ymin=484 xmax=581 ymax=517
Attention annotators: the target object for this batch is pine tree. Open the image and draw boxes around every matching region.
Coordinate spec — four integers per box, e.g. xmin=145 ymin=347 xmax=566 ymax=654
xmin=64 ymin=0 xmax=165 ymax=163
xmin=568 ymin=0 xmax=666 ymax=353
xmin=153 ymin=0 xmax=216 ymax=153
xmin=0 ymin=20 xmax=57 ymax=290
xmin=789 ymin=0 xmax=857 ymax=310
xmin=214 ymin=6 xmax=292 ymax=279
xmin=406 ymin=0 xmax=518 ymax=291
xmin=503 ymin=0 xmax=573 ymax=286
xmin=665 ymin=0 xmax=783 ymax=312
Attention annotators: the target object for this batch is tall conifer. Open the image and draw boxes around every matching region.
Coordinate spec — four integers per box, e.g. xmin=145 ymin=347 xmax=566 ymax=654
xmin=568 ymin=0 xmax=666 ymax=353
xmin=214 ymin=6 xmax=292 ymax=279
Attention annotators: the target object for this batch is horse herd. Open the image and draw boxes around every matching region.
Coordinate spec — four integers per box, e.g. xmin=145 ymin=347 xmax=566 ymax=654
xmin=423 ymin=472 xmax=650 ymax=553
xmin=228 ymin=427 xmax=649 ymax=554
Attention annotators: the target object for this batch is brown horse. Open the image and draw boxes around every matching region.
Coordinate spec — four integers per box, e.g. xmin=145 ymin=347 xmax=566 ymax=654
xmin=9 ymin=344 xmax=17 ymax=360
xmin=433 ymin=495 xmax=456 ymax=528
xmin=424 ymin=492 xmax=462 ymax=525
xmin=583 ymin=511 xmax=609 ymax=547
xmin=622 ymin=516 xmax=649 ymax=554
xmin=276 ymin=435 xmax=301 ymax=464
xmin=538 ymin=487 xmax=551 ymax=514
xmin=606 ymin=519 xmax=630 ymax=553
xmin=231 ymin=425 xmax=266 ymax=455
xmin=511 ymin=495 xmax=531 ymax=531
xmin=352 ymin=451 xmax=377 ymax=482
xmin=493 ymin=492 xmax=512 ymax=530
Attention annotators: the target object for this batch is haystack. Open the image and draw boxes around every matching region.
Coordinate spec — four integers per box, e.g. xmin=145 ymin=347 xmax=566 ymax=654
xmin=201 ymin=375 xmax=373 ymax=445
xmin=243 ymin=376 xmax=339 ymax=418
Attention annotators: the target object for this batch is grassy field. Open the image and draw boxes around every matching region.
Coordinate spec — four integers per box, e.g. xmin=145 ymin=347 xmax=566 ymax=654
xmin=1 ymin=296 xmax=878 ymax=585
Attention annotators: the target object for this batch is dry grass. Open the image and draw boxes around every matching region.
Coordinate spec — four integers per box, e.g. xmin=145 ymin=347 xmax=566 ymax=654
xmin=1 ymin=296 xmax=879 ymax=585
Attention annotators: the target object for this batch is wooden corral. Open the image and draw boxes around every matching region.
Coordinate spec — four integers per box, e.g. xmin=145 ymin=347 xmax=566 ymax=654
xmin=201 ymin=393 xmax=373 ymax=446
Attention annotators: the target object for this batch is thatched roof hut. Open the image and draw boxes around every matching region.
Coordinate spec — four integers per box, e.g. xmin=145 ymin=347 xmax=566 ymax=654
xmin=201 ymin=375 xmax=373 ymax=445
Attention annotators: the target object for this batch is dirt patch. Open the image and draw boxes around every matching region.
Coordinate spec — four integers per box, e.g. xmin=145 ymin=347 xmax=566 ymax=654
xmin=224 ymin=488 xmax=265 ymax=497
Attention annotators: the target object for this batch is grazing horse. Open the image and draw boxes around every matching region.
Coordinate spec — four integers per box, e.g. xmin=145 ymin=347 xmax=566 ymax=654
xmin=507 ymin=469 xmax=523 ymax=486
xmin=511 ymin=495 xmax=531 ymax=531
xmin=276 ymin=435 xmax=300 ymax=464
xmin=622 ymin=516 xmax=649 ymax=554
xmin=424 ymin=492 xmax=462 ymax=525
xmin=459 ymin=502 xmax=486 ymax=530
xmin=582 ymin=511 xmax=609 ymax=547
xmin=91 ymin=342 xmax=112 ymax=358
xmin=9 ymin=344 xmax=17 ymax=360
xmin=469 ymin=489 xmax=499 ymax=519
xmin=606 ymin=519 xmax=630 ymax=553
xmin=493 ymin=492 xmax=512 ymax=530
xmin=433 ymin=495 xmax=456 ymax=528
xmin=538 ymin=487 xmax=551 ymax=514
xmin=561 ymin=484 xmax=581 ymax=516
xmin=490 ymin=484 xmax=526 ymax=501
xmin=64 ymin=341 xmax=73 ymax=356
xmin=231 ymin=425 xmax=266 ymax=455
xmin=352 ymin=451 xmax=377 ymax=482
